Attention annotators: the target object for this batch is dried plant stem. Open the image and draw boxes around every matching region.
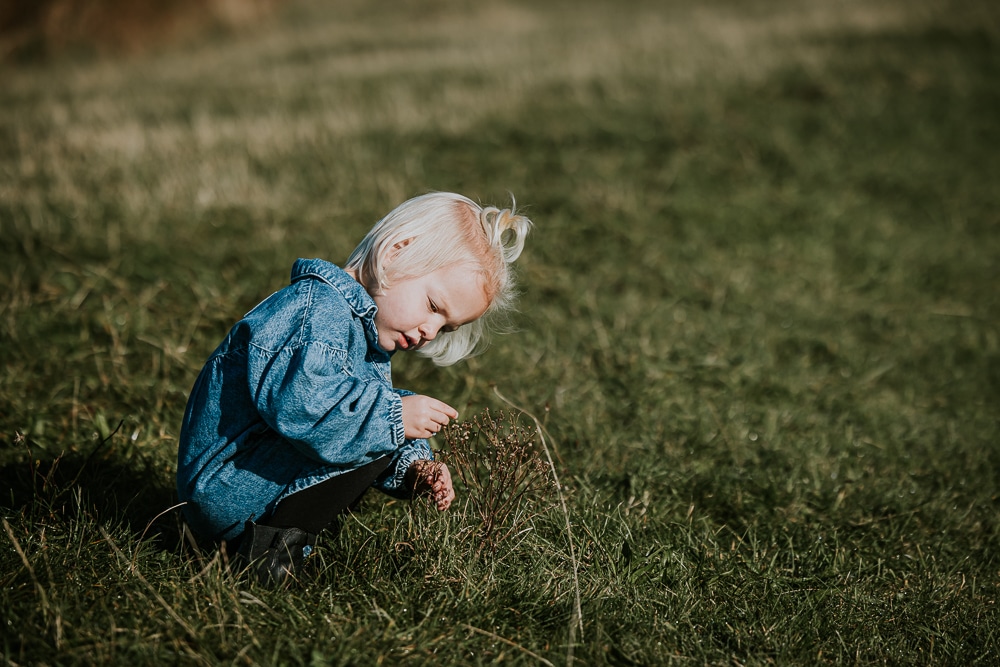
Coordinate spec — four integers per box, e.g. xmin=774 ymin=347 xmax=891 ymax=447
xmin=461 ymin=623 xmax=557 ymax=667
xmin=444 ymin=409 xmax=552 ymax=555
xmin=492 ymin=387 xmax=583 ymax=659
xmin=133 ymin=500 xmax=188 ymax=570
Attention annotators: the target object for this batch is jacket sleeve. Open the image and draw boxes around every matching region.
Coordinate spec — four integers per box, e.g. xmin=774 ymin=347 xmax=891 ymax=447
xmin=372 ymin=387 xmax=437 ymax=496
xmin=372 ymin=436 xmax=434 ymax=498
xmin=248 ymin=341 xmax=406 ymax=466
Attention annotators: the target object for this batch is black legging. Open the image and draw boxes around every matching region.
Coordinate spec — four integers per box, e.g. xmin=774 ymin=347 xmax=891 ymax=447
xmin=263 ymin=455 xmax=393 ymax=534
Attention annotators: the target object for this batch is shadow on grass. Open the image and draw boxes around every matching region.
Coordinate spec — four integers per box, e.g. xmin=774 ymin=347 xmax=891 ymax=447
xmin=0 ymin=426 xmax=183 ymax=553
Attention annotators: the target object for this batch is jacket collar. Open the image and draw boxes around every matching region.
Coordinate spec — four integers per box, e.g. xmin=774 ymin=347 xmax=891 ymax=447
xmin=290 ymin=258 xmax=387 ymax=353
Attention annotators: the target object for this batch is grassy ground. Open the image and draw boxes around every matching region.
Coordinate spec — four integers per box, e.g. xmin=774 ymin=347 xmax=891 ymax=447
xmin=2 ymin=0 xmax=999 ymax=663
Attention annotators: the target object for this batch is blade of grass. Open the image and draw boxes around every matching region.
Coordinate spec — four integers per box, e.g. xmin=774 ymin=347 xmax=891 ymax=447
xmin=492 ymin=386 xmax=583 ymax=660
xmin=461 ymin=623 xmax=556 ymax=667
xmin=3 ymin=517 xmax=61 ymax=650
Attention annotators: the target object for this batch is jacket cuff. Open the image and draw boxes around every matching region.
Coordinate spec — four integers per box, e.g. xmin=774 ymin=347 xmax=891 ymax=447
xmin=376 ymin=438 xmax=434 ymax=498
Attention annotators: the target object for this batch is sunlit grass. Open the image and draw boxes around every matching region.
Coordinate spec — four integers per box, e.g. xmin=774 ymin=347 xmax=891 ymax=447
xmin=2 ymin=0 xmax=999 ymax=663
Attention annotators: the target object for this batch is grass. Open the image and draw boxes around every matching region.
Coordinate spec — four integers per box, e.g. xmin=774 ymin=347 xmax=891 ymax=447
xmin=2 ymin=0 xmax=999 ymax=663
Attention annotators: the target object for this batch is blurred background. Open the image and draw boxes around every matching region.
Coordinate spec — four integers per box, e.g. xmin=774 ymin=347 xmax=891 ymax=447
xmin=1 ymin=0 xmax=281 ymax=61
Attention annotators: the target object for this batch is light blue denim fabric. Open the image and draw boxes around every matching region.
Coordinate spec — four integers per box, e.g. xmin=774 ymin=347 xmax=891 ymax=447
xmin=177 ymin=259 xmax=433 ymax=542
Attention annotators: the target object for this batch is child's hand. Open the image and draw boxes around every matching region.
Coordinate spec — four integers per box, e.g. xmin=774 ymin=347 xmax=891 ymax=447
xmin=408 ymin=460 xmax=455 ymax=510
xmin=401 ymin=394 xmax=458 ymax=440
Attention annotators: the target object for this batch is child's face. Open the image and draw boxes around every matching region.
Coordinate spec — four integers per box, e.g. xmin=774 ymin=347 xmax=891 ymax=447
xmin=370 ymin=263 xmax=489 ymax=353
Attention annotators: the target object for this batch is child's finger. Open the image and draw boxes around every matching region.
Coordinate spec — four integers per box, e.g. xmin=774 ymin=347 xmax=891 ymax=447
xmin=434 ymin=400 xmax=458 ymax=420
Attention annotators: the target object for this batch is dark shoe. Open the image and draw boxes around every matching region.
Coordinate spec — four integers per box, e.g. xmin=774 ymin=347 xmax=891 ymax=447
xmin=233 ymin=520 xmax=316 ymax=587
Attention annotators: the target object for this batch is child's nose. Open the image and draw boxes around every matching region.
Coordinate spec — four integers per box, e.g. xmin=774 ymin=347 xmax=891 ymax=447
xmin=421 ymin=319 xmax=444 ymax=341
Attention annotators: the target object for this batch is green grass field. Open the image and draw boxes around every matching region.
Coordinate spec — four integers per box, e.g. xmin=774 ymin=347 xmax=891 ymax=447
xmin=2 ymin=0 xmax=999 ymax=663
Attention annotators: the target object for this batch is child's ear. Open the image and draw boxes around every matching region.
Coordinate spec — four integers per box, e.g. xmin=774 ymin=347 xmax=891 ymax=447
xmin=384 ymin=238 xmax=412 ymax=265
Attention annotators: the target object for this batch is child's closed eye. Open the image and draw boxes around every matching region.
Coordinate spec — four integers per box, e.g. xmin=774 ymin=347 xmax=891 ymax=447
xmin=429 ymin=298 xmax=460 ymax=332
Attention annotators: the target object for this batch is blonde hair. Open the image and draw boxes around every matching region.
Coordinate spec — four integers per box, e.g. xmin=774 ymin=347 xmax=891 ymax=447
xmin=346 ymin=192 xmax=532 ymax=366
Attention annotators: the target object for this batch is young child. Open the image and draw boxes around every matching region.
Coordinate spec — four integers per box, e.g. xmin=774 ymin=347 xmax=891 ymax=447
xmin=176 ymin=192 xmax=532 ymax=585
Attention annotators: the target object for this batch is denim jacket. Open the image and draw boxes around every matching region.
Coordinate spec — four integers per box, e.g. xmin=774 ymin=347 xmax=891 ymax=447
xmin=177 ymin=258 xmax=433 ymax=542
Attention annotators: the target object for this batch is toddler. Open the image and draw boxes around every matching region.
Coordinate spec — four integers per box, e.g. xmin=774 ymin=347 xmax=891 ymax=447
xmin=176 ymin=192 xmax=531 ymax=585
